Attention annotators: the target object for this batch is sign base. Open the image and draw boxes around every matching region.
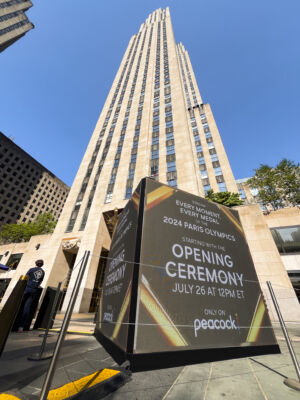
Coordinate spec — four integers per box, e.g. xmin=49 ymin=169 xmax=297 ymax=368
xmin=95 ymin=328 xmax=280 ymax=372
xmin=284 ymin=378 xmax=300 ymax=391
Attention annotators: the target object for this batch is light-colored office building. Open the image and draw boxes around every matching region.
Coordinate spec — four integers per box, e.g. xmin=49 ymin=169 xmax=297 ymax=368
xmin=0 ymin=0 xmax=34 ymax=52
xmin=1 ymin=8 xmax=299 ymax=320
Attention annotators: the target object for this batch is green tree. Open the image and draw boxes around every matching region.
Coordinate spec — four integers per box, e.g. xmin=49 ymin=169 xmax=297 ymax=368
xmin=0 ymin=224 xmax=27 ymax=244
xmin=205 ymin=190 xmax=244 ymax=207
xmin=34 ymin=212 xmax=57 ymax=234
xmin=247 ymin=159 xmax=300 ymax=209
xmin=0 ymin=213 xmax=57 ymax=244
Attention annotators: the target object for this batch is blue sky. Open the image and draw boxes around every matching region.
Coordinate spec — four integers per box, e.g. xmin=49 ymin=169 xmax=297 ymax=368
xmin=1 ymin=0 xmax=300 ymax=186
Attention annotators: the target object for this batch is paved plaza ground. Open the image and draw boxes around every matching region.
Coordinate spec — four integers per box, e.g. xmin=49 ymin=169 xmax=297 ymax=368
xmin=0 ymin=315 xmax=299 ymax=399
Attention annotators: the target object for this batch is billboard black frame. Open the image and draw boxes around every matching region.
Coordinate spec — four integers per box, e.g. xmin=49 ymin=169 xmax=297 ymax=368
xmin=94 ymin=327 xmax=279 ymax=372
xmin=94 ymin=178 xmax=280 ymax=372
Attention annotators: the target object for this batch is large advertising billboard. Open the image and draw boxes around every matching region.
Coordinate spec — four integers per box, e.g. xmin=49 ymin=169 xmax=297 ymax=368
xmin=95 ymin=178 xmax=279 ymax=371
xmin=134 ymin=179 xmax=277 ymax=353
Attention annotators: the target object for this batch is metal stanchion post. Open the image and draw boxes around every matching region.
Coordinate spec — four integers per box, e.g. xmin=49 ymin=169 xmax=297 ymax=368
xmin=267 ymin=281 xmax=300 ymax=391
xmin=28 ymin=281 xmax=62 ymax=361
xmin=39 ymin=250 xmax=90 ymax=400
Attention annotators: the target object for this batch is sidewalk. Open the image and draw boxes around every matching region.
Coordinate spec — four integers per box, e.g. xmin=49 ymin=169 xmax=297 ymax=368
xmin=0 ymin=316 xmax=299 ymax=399
xmin=52 ymin=312 xmax=95 ymax=334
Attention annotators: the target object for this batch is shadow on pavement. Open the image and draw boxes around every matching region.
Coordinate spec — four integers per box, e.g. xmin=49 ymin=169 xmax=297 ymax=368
xmin=249 ymin=357 xmax=288 ymax=378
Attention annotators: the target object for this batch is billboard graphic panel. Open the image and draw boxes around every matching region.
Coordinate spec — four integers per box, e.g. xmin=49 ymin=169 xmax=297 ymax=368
xmin=134 ymin=179 xmax=277 ymax=353
xmin=99 ymin=183 xmax=141 ymax=350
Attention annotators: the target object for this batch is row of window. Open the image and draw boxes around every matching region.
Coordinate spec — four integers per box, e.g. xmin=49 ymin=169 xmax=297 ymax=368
xmin=0 ymin=17 xmax=29 ymax=36
xmin=182 ymin=50 xmax=227 ymax=187
xmin=162 ymin=22 xmax=177 ymax=188
xmin=0 ymin=9 xmax=23 ymax=21
xmin=0 ymin=142 xmax=68 ymax=224
xmin=191 ymin=113 xmax=211 ymax=194
xmin=178 ymin=46 xmax=191 ymax=109
xmin=125 ymin=26 xmax=154 ymax=200
xmin=101 ymin=33 xmax=142 ymax=207
xmin=0 ymin=0 xmax=27 ymax=9
xmin=149 ymin=9 xmax=166 ymax=24
xmin=0 ymin=189 xmax=64 ymax=224
xmin=150 ymin=21 xmax=161 ymax=172
xmin=105 ymin=28 xmax=149 ymax=203
xmin=178 ymin=47 xmax=228 ymax=194
xmin=179 ymin=47 xmax=212 ymax=195
xmin=65 ymin=35 xmax=139 ymax=231
xmin=97 ymin=33 xmax=144 ymax=207
xmin=182 ymin=50 xmax=198 ymax=106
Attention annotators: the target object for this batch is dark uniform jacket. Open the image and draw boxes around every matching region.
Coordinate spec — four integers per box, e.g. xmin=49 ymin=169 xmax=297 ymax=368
xmin=25 ymin=267 xmax=45 ymax=293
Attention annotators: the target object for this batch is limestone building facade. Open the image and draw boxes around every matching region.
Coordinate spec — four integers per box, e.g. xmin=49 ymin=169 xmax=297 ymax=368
xmin=0 ymin=0 xmax=34 ymax=52
xmin=1 ymin=8 xmax=299 ymax=320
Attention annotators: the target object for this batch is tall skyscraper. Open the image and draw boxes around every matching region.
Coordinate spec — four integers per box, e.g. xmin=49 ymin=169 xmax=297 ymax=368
xmin=1 ymin=8 xmax=239 ymax=312
xmin=65 ymin=7 xmax=237 ymax=234
xmin=0 ymin=0 xmax=34 ymax=53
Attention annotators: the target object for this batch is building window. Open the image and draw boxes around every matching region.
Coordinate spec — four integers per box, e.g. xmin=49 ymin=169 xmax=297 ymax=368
xmin=167 ymin=171 xmax=177 ymax=181
xmin=203 ymin=184 xmax=211 ymax=194
xmin=126 ymin=179 xmax=133 ymax=189
xmin=125 ymin=187 xmax=132 ymax=199
xmin=250 ymin=188 xmax=259 ymax=197
xmin=218 ymin=182 xmax=227 ymax=192
xmin=167 ymin=161 xmax=176 ymax=172
xmin=6 ymin=253 xmax=23 ymax=270
xmin=239 ymin=189 xmax=246 ymax=199
xmin=212 ymin=161 xmax=220 ymax=168
xmin=271 ymin=226 xmax=300 ymax=254
xmin=105 ymin=193 xmax=112 ymax=204
xmin=214 ymin=167 xmax=222 ymax=176
xmin=151 ymin=150 xmax=159 ymax=159
xmin=168 ymin=179 xmax=177 ymax=188
xmin=150 ymin=166 xmax=159 ymax=177
xmin=166 ymin=146 xmax=175 ymax=155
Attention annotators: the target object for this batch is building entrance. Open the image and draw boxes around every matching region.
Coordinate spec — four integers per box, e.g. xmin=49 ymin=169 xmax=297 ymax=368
xmin=89 ymin=248 xmax=109 ymax=313
xmin=58 ymin=251 xmax=77 ymax=310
